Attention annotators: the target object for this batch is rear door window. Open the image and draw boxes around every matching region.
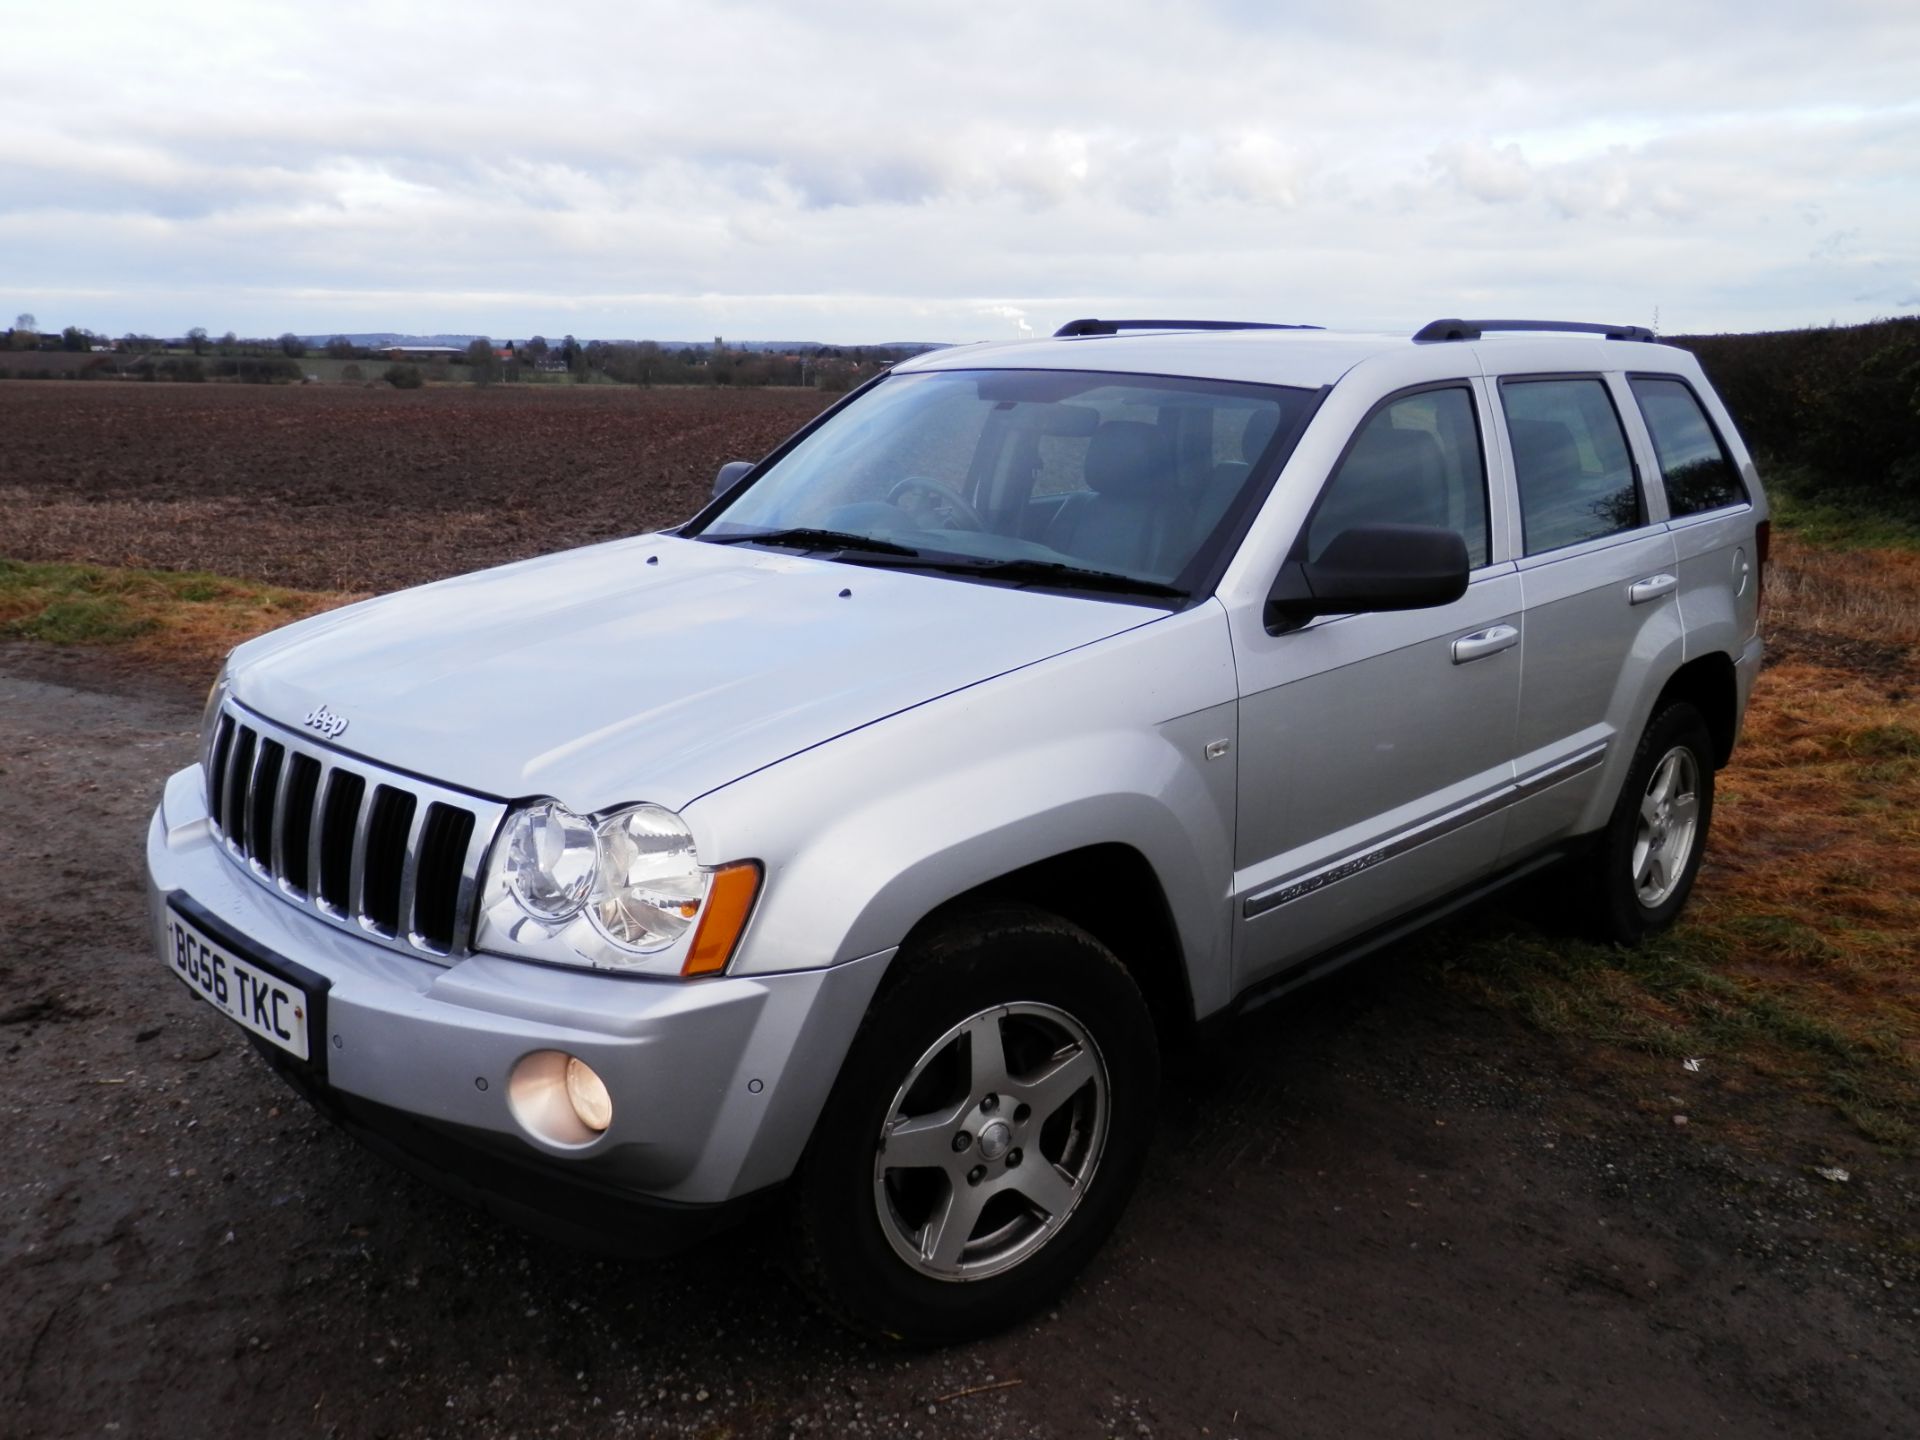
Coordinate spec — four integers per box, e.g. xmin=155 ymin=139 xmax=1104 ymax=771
xmin=1501 ymin=378 xmax=1642 ymax=555
xmin=1306 ymin=386 xmax=1490 ymax=567
xmin=1629 ymin=376 xmax=1747 ymax=517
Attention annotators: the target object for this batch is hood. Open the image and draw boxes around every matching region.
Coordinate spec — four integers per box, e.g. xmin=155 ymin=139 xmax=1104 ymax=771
xmin=229 ymin=534 xmax=1158 ymax=810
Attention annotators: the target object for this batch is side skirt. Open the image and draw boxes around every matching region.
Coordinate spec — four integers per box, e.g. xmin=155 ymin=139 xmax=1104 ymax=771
xmin=1222 ymin=846 xmax=1575 ymax=1024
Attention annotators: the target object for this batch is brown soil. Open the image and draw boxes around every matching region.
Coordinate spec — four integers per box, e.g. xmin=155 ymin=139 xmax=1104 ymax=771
xmin=0 ymin=381 xmax=832 ymax=592
xmin=2 ymin=384 xmax=1916 ymax=1437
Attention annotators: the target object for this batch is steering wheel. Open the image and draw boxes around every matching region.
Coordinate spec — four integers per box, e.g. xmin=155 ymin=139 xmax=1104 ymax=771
xmin=886 ymin=475 xmax=985 ymax=531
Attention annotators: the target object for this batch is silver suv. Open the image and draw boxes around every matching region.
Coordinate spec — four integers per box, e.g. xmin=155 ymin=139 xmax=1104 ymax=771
xmin=147 ymin=317 xmax=1767 ymax=1342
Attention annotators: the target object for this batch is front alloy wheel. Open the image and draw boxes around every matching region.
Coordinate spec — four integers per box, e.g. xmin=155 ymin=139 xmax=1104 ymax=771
xmin=791 ymin=905 xmax=1158 ymax=1344
xmin=874 ymin=1003 xmax=1108 ymax=1280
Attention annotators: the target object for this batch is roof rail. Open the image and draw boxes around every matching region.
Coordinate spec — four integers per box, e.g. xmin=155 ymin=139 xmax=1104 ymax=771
xmin=1413 ymin=318 xmax=1657 ymax=344
xmin=1054 ymin=318 xmax=1323 ymax=338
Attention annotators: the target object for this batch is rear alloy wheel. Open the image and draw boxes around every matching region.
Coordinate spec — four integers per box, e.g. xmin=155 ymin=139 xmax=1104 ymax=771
xmin=792 ymin=905 xmax=1158 ymax=1344
xmin=1583 ymin=702 xmax=1716 ymax=943
xmin=1631 ymin=745 xmax=1702 ymax=910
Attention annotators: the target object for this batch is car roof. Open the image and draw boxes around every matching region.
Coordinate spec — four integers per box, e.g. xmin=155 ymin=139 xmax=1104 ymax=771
xmin=894 ymin=326 xmax=1697 ymax=391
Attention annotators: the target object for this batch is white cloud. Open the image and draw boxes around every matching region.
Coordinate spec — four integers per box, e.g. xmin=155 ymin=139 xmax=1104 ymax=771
xmin=1 ymin=0 xmax=1917 ymax=339
xmin=975 ymin=304 xmax=1034 ymax=337
xmin=1432 ymin=142 xmax=1535 ymax=205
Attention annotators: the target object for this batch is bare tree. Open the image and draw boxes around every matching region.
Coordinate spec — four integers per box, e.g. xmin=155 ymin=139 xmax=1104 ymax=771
xmin=465 ymin=337 xmax=501 ymax=386
xmin=187 ymin=327 xmax=209 ymax=355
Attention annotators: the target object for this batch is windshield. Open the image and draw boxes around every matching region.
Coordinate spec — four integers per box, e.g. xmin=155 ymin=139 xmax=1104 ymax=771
xmin=691 ymin=368 xmax=1316 ymax=597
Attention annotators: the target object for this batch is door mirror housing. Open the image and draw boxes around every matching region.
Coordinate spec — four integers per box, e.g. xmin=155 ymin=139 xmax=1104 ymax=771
xmin=713 ymin=459 xmax=756 ymax=499
xmin=1265 ymin=524 xmax=1470 ymax=634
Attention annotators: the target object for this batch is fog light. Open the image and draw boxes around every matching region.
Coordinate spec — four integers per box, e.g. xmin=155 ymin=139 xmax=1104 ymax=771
xmin=506 ymin=1049 xmax=613 ymax=1147
xmin=565 ymin=1056 xmax=612 ymax=1132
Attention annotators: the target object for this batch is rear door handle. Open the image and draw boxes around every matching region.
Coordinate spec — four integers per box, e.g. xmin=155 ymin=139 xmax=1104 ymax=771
xmin=1629 ymin=573 xmax=1678 ymax=605
xmin=1451 ymin=624 xmax=1519 ymax=664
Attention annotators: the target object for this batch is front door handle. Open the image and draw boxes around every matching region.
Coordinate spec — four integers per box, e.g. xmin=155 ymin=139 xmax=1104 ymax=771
xmin=1451 ymin=624 xmax=1519 ymax=664
xmin=1629 ymin=573 xmax=1678 ymax=605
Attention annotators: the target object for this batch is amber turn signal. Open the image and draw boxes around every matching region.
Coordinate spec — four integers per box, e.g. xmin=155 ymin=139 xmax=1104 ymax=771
xmin=682 ymin=861 xmax=762 ymax=976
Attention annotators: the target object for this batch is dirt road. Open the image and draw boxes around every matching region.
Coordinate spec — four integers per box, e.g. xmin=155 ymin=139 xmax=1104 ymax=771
xmin=1 ymin=640 xmax=1914 ymax=1439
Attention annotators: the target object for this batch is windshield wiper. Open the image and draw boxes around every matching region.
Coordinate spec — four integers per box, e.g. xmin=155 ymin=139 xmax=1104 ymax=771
xmin=899 ymin=557 xmax=1188 ymax=598
xmin=700 ymin=531 xmax=1184 ymax=597
xmin=698 ymin=527 xmax=923 ymax=558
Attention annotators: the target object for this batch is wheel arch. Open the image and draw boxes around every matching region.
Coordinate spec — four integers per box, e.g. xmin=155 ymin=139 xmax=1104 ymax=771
xmin=892 ymin=844 xmax=1197 ymax=1048
xmin=1654 ymin=650 xmax=1740 ymax=767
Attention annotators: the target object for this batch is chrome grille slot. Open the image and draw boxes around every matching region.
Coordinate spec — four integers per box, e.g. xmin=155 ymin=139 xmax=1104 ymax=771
xmin=412 ymin=804 xmax=475 ymax=952
xmin=207 ymin=714 xmax=235 ymax=820
xmin=361 ymin=786 xmax=417 ymax=936
xmin=225 ymin=726 xmax=257 ymax=851
xmin=317 ymin=771 xmax=366 ymax=914
xmin=280 ymin=753 xmax=322 ymax=895
xmin=201 ymin=701 xmax=505 ymax=962
xmin=249 ymin=740 xmax=284 ymax=869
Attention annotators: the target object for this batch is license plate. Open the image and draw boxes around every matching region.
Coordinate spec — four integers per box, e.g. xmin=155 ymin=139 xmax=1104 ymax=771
xmin=165 ymin=908 xmax=312 ymax=1061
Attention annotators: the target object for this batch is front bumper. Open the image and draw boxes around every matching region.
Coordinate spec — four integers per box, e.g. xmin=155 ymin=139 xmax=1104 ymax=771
xmin=146 ymin=764 xmax=892 ymax=1233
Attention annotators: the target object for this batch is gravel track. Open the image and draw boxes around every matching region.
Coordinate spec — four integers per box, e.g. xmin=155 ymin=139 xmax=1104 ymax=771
xmin=2 ymin=641 xmax=1914 ymax=1439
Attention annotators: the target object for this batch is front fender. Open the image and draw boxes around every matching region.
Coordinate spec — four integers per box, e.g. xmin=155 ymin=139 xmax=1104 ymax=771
xmin=685 ymin=601 xmax=1240 ymax=1018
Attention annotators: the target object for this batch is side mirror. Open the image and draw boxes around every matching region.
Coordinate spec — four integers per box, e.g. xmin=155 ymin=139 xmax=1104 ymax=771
xmin=713 ymin=459 xmax=756 ymax=499
xmin=1265 ymin=524 xmax=1469 ymax=634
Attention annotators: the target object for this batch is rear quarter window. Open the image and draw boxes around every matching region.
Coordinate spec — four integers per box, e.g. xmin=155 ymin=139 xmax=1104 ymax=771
xmin=1629 ymin=376 xmax=1748 ymax=517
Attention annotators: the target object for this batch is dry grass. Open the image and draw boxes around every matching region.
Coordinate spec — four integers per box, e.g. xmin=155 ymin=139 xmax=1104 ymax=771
xmin=0 ymin=559 xmax=354 ymax=672
xmin=1768 ymin=535 xmax=1920 ymax=660
xmin=1433 ymin=533 xmax=1919 ymax=1152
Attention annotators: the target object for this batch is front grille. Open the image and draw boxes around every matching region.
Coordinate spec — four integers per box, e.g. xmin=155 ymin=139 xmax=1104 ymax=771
xmin=204 ymin=704 xmax=504 ymax=959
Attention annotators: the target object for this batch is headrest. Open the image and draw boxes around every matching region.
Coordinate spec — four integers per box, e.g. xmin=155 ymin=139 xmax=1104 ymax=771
xmin=1085 ymin=421 xmax=1170 ymax=498
xmin=1240 ymin=408 xmax=1281 ymax=463
xmin=1507 ymin=417 xmax=1581 ymax=482
xmin=1343 ymin=426 xmax=1442 ymax=487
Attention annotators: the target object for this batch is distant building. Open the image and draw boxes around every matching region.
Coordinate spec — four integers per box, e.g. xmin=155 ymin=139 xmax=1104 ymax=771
xmin=385 ymin=345 xmax=464 ymax=361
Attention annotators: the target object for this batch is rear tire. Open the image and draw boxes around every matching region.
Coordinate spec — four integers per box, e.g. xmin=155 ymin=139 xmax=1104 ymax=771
xmin=790 ymin=904 xmax=1159 ymax=1344
xmin=1580 ymin=702 xmax=1716 ymax=943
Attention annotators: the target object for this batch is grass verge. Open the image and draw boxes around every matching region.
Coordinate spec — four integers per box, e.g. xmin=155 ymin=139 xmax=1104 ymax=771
xmin=1426 ymin=537 xmax=1919 ymax=1156
xmin=0 ymin=558 xmax=351 ymax=670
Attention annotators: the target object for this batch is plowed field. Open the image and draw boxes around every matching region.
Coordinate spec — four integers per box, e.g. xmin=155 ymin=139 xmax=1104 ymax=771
xmin=0 ymin=382 xmax=833 ymax=591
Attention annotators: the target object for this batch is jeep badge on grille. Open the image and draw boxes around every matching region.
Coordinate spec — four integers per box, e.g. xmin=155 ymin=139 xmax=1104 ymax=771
xmin=304 ymin=704 xmax=349 ymax=739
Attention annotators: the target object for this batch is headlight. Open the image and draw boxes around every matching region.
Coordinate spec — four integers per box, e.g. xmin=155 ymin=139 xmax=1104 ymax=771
xmin=593 ymin=805 xmax=703 ymax=949
xmin=475 ymin=799 xmax=760 ymax=977
xmin=502 ymin=802 xmax=598 ymax=920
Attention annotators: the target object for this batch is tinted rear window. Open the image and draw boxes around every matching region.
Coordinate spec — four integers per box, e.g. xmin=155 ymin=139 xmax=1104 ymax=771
xmin=1630 ymin=376 xmax=1747 ymax=517
xmin=1502 ymin=378 xmax=1641 ymax=555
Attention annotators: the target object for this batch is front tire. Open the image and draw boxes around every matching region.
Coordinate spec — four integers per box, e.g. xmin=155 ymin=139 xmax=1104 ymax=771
xmin=1582 ymin=702 xmax=1717 ymax=943
xmin=790 ymin=905 xmax=1159 ymax=1344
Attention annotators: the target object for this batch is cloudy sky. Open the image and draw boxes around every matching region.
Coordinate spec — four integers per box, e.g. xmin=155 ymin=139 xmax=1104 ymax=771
xmin=3 ymin=0 xmax=1915 ymax=343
